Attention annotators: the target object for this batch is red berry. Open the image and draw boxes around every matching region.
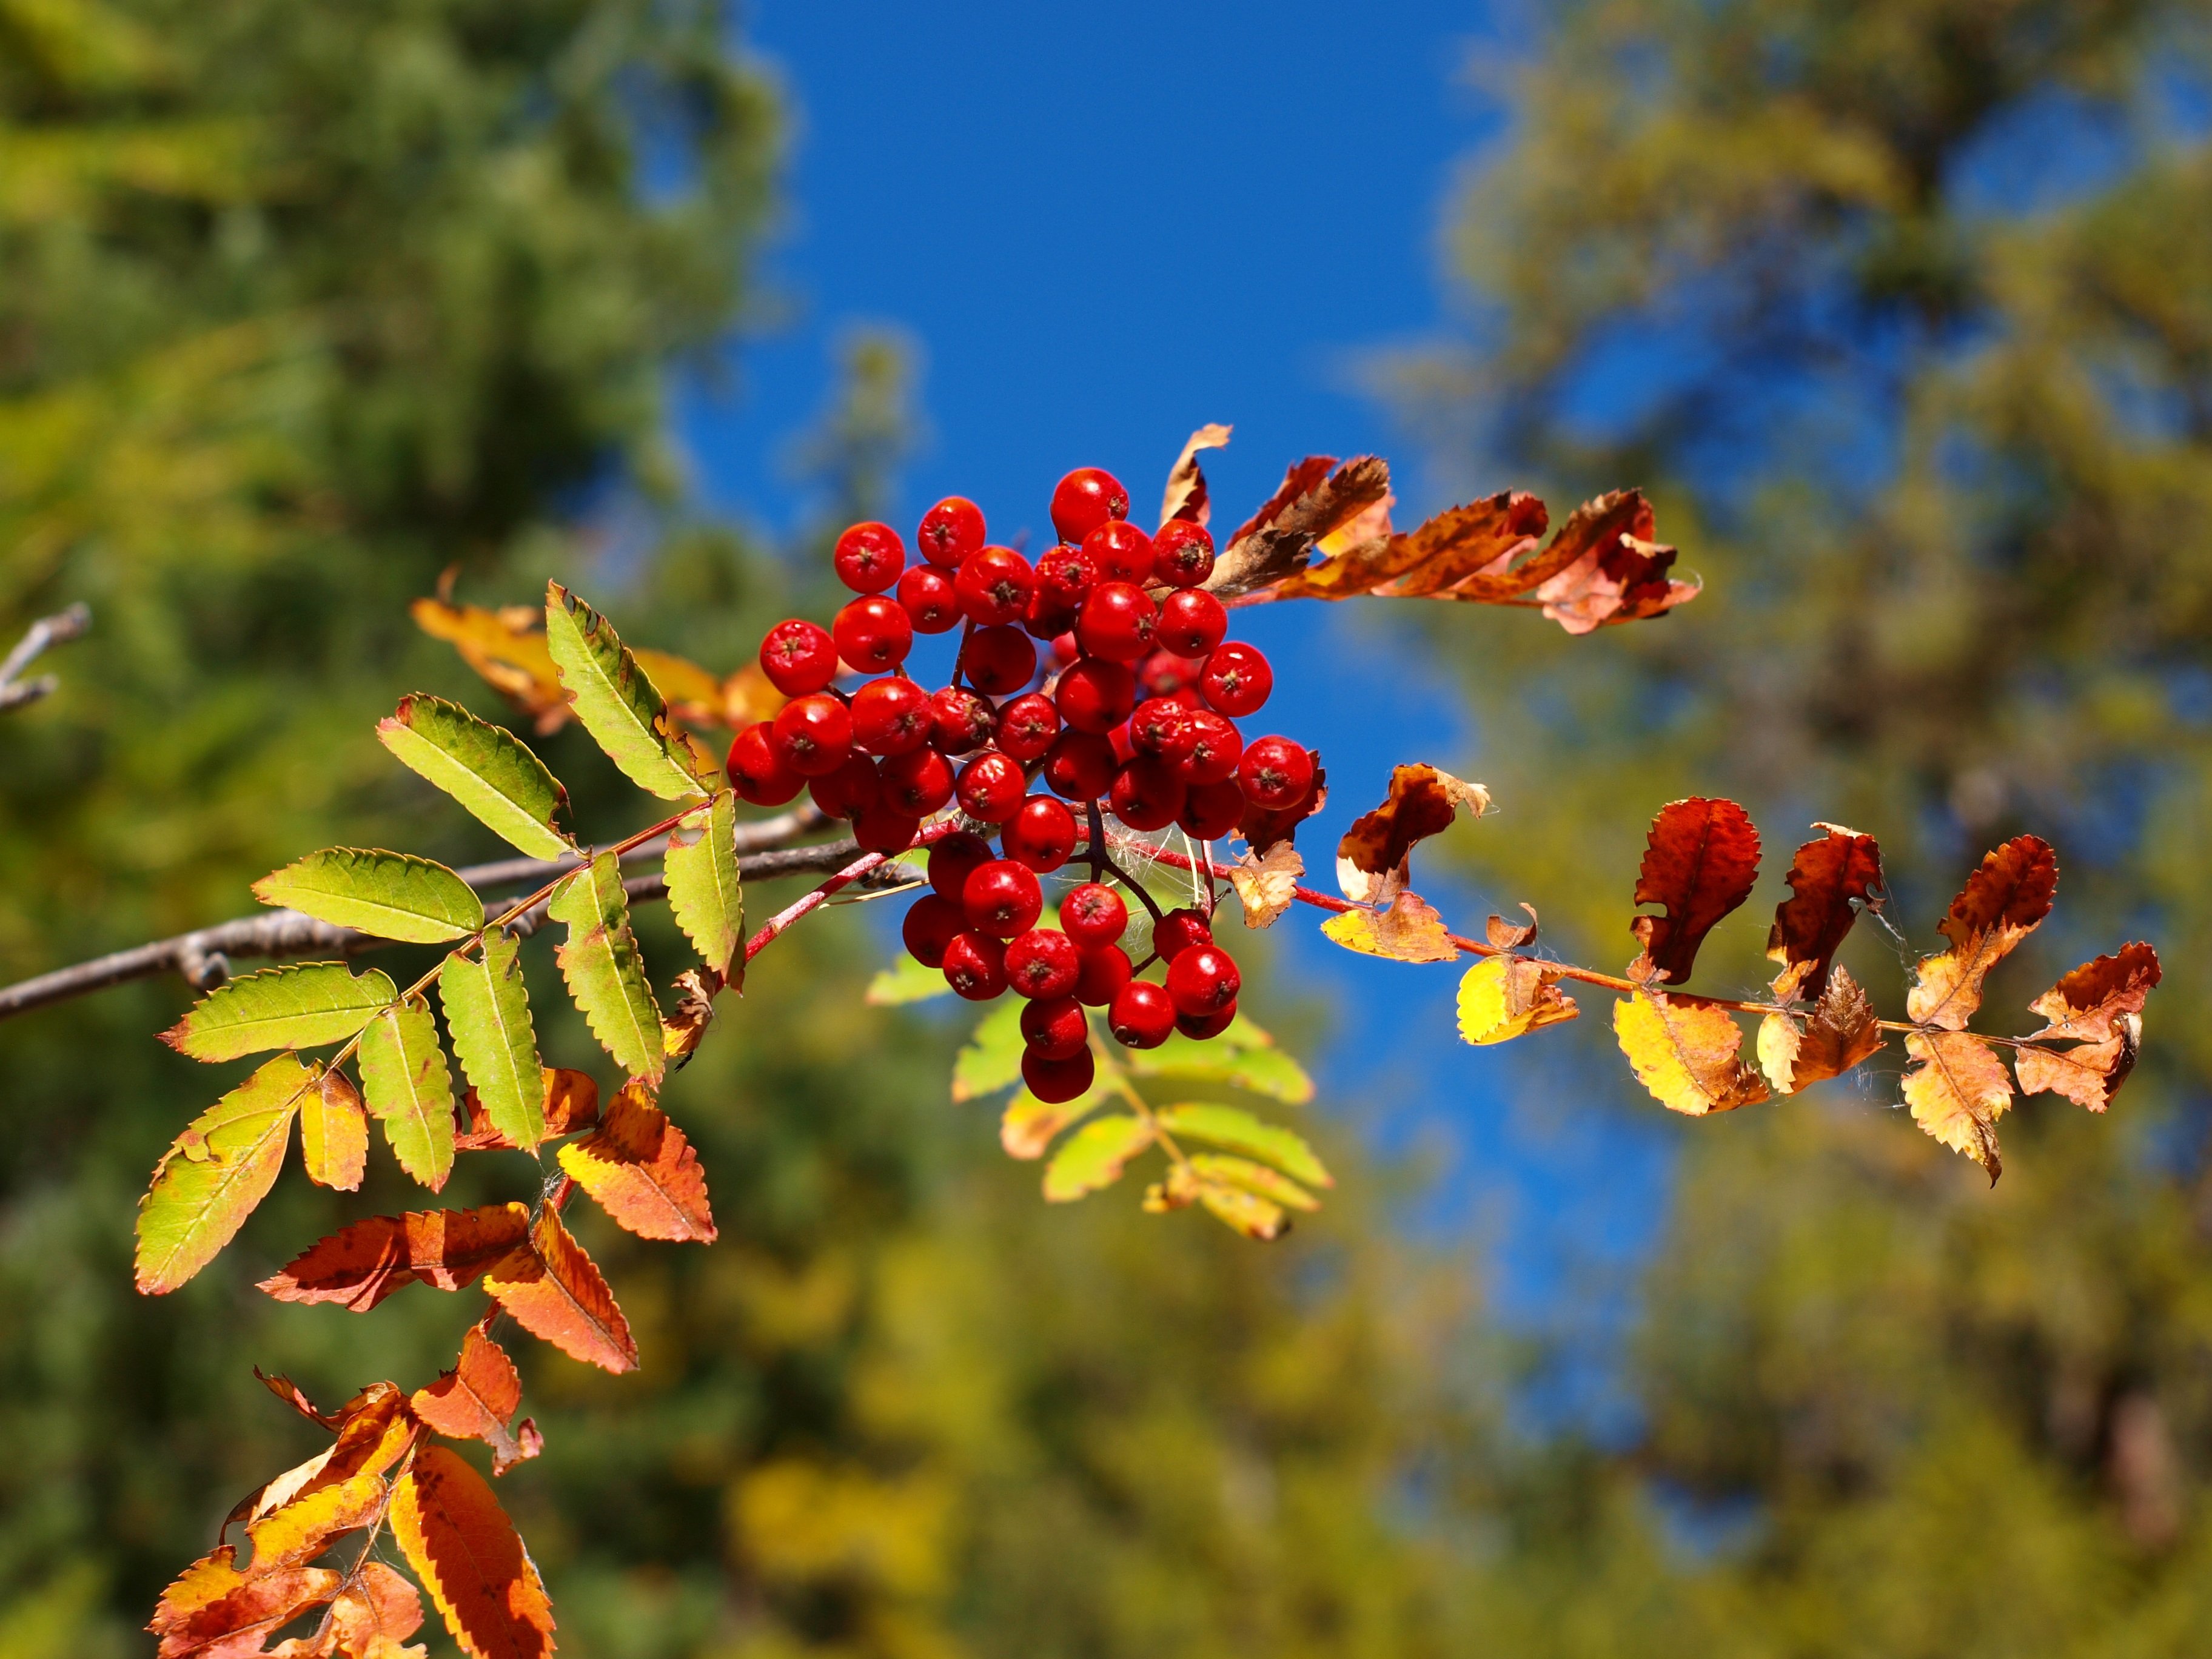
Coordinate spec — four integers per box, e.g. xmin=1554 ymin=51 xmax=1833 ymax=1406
xmin=771 ymin=693 xmax=854 ymax=777
xmin=1177 ymin=1004 xmax=1237 ymax=1040
xmin=850 ymin=675 xmax=932 ymax=756
xmin=963 ymin=859 xmax=1042 ymax=937
xmin=1108 ymin=720 xmax=1136 ymax=766
xmin=1042 ymin=730 xmax=1118 ymax=800
xmin=1024 ymin=591 xmax=1081 ymax=642
xmin=834 ymin=521 xmax=906 ymax=593
xmin=881 ymin=745 xmax=955 ymax=814
xmin=1061 ymin=884 xmax=1127 ymax=950
xmin=902 ymin=893 xmax=965 ymax=967
xmin=1054 ymin=658 xmax=1136 ymax=734
xmin=928 ymin=830 xmax=995 ymax=900
xmin=954 ymin=546 xmax=1035 ymax=626
xmin=852 ymin=804 xmax=920 ymax=854
xmin=832 ymin=594 xmax=913 ymax=672
xmin=1236 ymin=736 xmax=1313 ymax=808
xmin=1128 ymin=696 xmax=1196 ymax=765
xmin=1050 ymin=467 xmax=1129 ymax=544
xmin=1108 ymin=980 xmax=1176 ymax=1049
xmin=995 ymin=692 xmax=1061 ymax=761
xmin=1156 ymin=589 xmax=1228 ymax=659
xmin=1022 ymin=1045 xmax=1096 ymax=1104
xmin=808 ymin=752 xmax=881 ymax=819
xmin=897 ymin=565 xmax=962 ymax=634
xmin=1021 ymin=995 xmax=1090 ymax=1061
xmin=1178 ymin=710 xmax=1244 ymax=785
xmin=1152 ymin=907 xmax=1212 ymax=962
xmin=1082 ymin=519 xmax=1154 ymax=583
xmin=1036 ymin=543 xmax=1098 ymax=609
xmin=1005 ymin=928 xmax=1081 ymax=999
xmin=1003 ymin=795 xmax=1078 ymax=872
xmin=956 ymin=752 xmax=1026 ymax=823
xmin=1201 ymin=641 xmax=1272 ymax=717
xmin=1073 ymin=943 xmax=1133 ymax=1007
xmin=1138 ymin=650 xmax=1208 ymax=699
xmin=1050 ymin=631 xmax=1081 ymax=668
xmin=1167 ymin=943 xmax=1240 ymax=1016
xmin=1076 ymin=581 xmax=1158 ymax=662
xmin=929 ymin=686 xmax=996 ymax=754
xmin=943 ymin=931 xmax=1008 ymax=1000
xmin=1108 ymin=757 xmax=1185 ymax=831
xmin=759 ymin=618 xmax=838 ymax=696
xmin=960 ymin=625 xmax=1037 ymax=696
xmin=918 ymin=496 xmax=986 ymax=568
xmin=1178 ymin=778 xmax=1247 ymax=840
xmin=1151 ymin=520 xmax=1215 ymax=588
xmin=727 ymin=722 xmax=803 ymax=805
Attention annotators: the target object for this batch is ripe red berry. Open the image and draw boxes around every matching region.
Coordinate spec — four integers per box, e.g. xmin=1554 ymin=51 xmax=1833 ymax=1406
xmin=1074 ymin=943 xmax=1133 ymax=1007
xmin=1177 ymin=1005 xmax=1237 ymax=1040
xmin=1050 ymin=631 xmax=1081 ymax=668
xmin=831 ymin=595 xmax=913 ymax=672
xmin=1005 ymin=928 xmax=1081 ymax=999
xmin=1050 ymin=467 xmax=1129 ymax=544
xmin=1128 ymin=696 xmax=1197 ymax=765
xmin=1138 ymin=650 xmax=1208 ymax=699
xmin=834 ymin=521 xmax=906 ymax=593
xmin=1236 ymin=736 xmax=1313 ymax=809
xmin=943 ymin=931 xmax=1008 ymax=1000
xmin=902 ymin=894 xmax=965 ymax=968
xmin=851 ymin=804 xmax=920 ymax=854
xmin=1082 ymin=519 xmax=1154 ymax=583
xmin=964 ymin=859 xmax=1043 ymax=937
xmin=771 ymin=693 xmax=854 ymax=777
xmin=995 ymin=692 xmax=1061 ymax=762
xmin=1024 ymin=591 xmax=1081 ymax=642
xmin=727 ymin=722 xmax=803 ymax=805
xmin=1036 ymin=543 xmax=1099 ymax=609
xmin=1108 ymin=980 xmax=1177 ymax=1049
xmin=1156 ymin=589 xmax=1228 ymax=659
xmin=1178 ymin=778 xmax=1247 ymax=840
xmin=808 ymin=753 xmax=882 ymax=819
xmin=1152 ymin=907 xmax=1213 ymax=962
xmin=928 ymin=830 xmax=994 ymax=900
xmin=1108 ymin=720 xmax=1136 ymax=766
xmin=1108 ymin=757 xmax=1185 ymax=831
xmin=1178 ymin=709 xmax=1244 ymax=785
xmin=1167 ymin=943 xmax=1240 ymax=1017
xmin=1075 ymin=581 xmax=1158 ymax=662
xmin=954 ymin=546 xmax=1035 ymax=626
xmin=929 ymin=686 xmax=996 ymax=754
xmin=956 ymin=751 xmax=1025 ymax=823
xmin=1042 ymin=730 xmax=1117 ymax=800
xmin=881 ymin=745 xmax=955 ymax=815
xmin=850 ymin=675 xmax=931 ymax=756
xmin=1201 ymin=641 xmax=1272 ymax=717
xmin=960 ymin=625 xmax=1037 ymax=696
xmin=1054 ymin=658 xmax=1136 ymax=734
xmin=896 ymin=565 xmax=962 ymax=634
xmin=918 ymin=496 xmax=986 ymax=568
xmin=759 ymin=618 xmax=838 ymax=696
xmin=1151 ymin=520 xmax=1216 ymax=588
xmin=1021 ymin=995 xmax=1090 ymax=1061
xmin=1022 ymin=1045 xmax=1096 ymax=1104
xmin=1061 ymin=883 xmax=1128 ymax=950
xmin=1003 ymin=794 xmax=1078 ymax=872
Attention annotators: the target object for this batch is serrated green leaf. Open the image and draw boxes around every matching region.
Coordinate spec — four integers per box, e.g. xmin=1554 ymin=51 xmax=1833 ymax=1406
xmin=865 ymin=953 xmax=954 ymax=1007
xmin=1154 ymin=1103 xmax=1332 ymax=1189
xmin=665 ymin=791 xmax=743 ymax=979
xmin=377 ymin=692 xmax=576 ymax=859
xmin=1124 ymin=1022 xmax=1314 ymax=1104
xmin=439 ymin=930 xmax=543 ymax=1151
xmin=135 ymin=1054 xmax=315 ymax=1293
xmin=359 ymin=996 xmax=456 ymax=1190
xmin=549 ymin=851 xmax=664 ymax=1082
xmin=544 ymin=582 xmax=714 ymax=801
xmin=159 ymin=963 xmax=397 ymax=1062
xmin=1188 ymin=1153 xmax=1319 ymax=1212
xmin=951 ymin=998 xmax=1027 ymax=1101
xmin=252 ymin=848 xmax=484 ymax=943
xmin=1042 ymin=1113 xmax=1155 ymax=1201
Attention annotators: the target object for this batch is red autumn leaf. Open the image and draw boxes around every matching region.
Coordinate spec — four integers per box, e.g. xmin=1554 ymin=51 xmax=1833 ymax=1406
xmin=390 ymin=1443 xmax=555 ymax=1659
xmin=2014 ymin=941 xmax=2162 ymax=1113
xmin=258 ymin=1204 xmax=531 ymax=1312
xmin=556 ymin=1082 xmax=717 ymax=1242
xmin=1259 ymin=488 xmax=1548 ymax=602
xmin=1529 ymin=490 xmax=1700 ymax=634
xmin=411 ymin=1326 xmax=541 ymax=1475
xmin=1335 ymin=764 xmax=1490 ymax=902
xmin=255 ymin=1368 xmax=342 ymax=1430
xmin=1767 ymin=823 xmax=1885 ymax=1000
xmin=1208 ymin=455 xmax=1393 ymax=600
xmin=1629 ymin=798 xmax=1761 ymax=985
xmin=149 ymin=1544 xmax=340 ymax=1659
xmin=1236 ymin=752 xmax=1326 ymax=857
xmin=483 ymin=1207 xmax=638 ymax=1373
xmin=1905 ymin=835 xmax=2059 ymax=1031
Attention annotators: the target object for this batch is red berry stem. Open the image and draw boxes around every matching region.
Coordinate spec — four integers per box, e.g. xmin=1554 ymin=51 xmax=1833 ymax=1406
xmin=744 ymin=818 xmax=962 ymax=967
xmin=1094 ymin=850 xmax=1167 ymax=927
xmin=1087 ymin=800 xmax=1107 ymax=883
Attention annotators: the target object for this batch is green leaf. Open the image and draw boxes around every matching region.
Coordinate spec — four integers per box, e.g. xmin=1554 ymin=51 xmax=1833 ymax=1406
xmin=951 ymin=998 xmax=1027 ymax=1101
xmin=544 ymin=582 xmax=714 ymax=801
xmin=377 ymin=692 xmax=576 ymax=859
xmin=1000 ymin=1079 xmax=1111 ymax=1159
xmin=135 ymin=1054 xmax=315 ymax=1293
xmin=252 ymin=848 xmax=484 ymax=944
xmin=1124 ymin=1019 xmax=1314 ymax=1104
xmin=1042 ymin=1113 xmax=1155 ymax=1201
xmin=439 ymin=930 xmax=543 ymax=1151
xmin=1188 ymin=1153 xmax=1320 ymax=1212
xmin=865 ymin=953 xmax=954 ymax=1007
xmin=159 ymin=962 xmax=397 ymax=1062
xmin=549 ymin=851 xmax=664 ymax=1082
xmin=665 ymin=790 xmax=743 ymax=979
xmin=359 ymin=995 xmax=457 ymax=1190
xmin=1153 ymin=1103 xmax=1332 ymax=1189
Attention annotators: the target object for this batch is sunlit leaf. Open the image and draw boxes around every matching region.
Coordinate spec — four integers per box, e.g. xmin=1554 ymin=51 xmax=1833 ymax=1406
xmin=1000 ymin=1084 xmax=1110 ymax=1159
xmin=438 ymin=931 xmax=543 ymax=1152
xmin=1187 ymin=1153 xmax=1319 ymax=1212
xmin=2014 ymin=942 xmax=2161 ymax=1112
xmin=1196 ymin=1181 xmax=1291 ymax=1239
xmin=1755 ymin=965 xmax=1885 ymax=1094
xmin=147 ymin=1546 xmax=338 ymax=1659
xmin=1612 ymin=990 xmax=1767 ymax=1116
xmin=557 ymin=1081 xmax=716 ymax=1242
xmin=951 ymin=997 xmax=1025 ymax=1101
xmin=1905 ymin=835 xmax=2058 ymax=1030
xmin=1227 ymin=842 xmax=1303 ymax=928
xmin=1456 ymin=954 xmax=1580 ymax=1045
xmin=665 ymin=790 xmax=743 ymax=980
xmin=1159 ymin=421 xmax=1232 ymax=526
xmin=1124 ymin=1021 xmax=1315 ymax=1104
xmin=328 ymin=1562 xmax=426 ymax=1657
xmin=411 ymin=1328 xmax=540 ymax=1476
xmin=1321 ymin=891 xmax=1460 ymax=962
xmin=252 ymin=847 xmax=484 ymax=944
xmin=1903 ymin=1029 xmax=2014 ymax=1183
xmin=390 ymin=1444 xmax=555 ymax=1659
xmin=358 ymin=996 xmax=456 ymax=1191
xmin=548 ymin=853 xmax=664 ymax=1084
xmin=135 ymin=1054 xmax=313 ymax=1294
xmin=300 ymin=1067 xmax=367 ymax=1191
xmin=483 ymin=1208 xmax=637 ymax=1373
xmin=259 ymin=1203 xmax=532 ymax=1311
xmin=543 ymin=581 xmax=714 ymax=801
xmin=377 ymin=692 xmax=575 ymax=859
xmin=410 ymin=597 xmax=568 ymax=733
xmin=1336 ymin=763 xmax=1489 ymax=903
xmin=1153 ymin=1102 xmax=1332 ymax=1188
xmin=245 ymin=1469 xmax=384 ymax=1567
xmin=159 ymin=962 xmax=397 ymax=1062
xmin=457 ymin=1067 xmax=598 ymax=1151
xmin=1042 ymin=1113 xmax=1155 ymax=1201
xmin=866 ymin=953 xmax=954 ymax=1006
xmin=1629 ymin=797 xmax=1761 ymax=985
xmin=1209 ymin=454 xmax=1392 ymax=600
xmin=1766 ymin=823 xmax=1885 ymax=1000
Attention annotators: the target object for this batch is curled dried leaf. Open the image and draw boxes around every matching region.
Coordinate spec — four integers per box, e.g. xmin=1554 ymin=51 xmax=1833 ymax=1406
xmin=1905 ymin=836 xmax=2059 ymax=1030
xmin=1258 ymin=488 xmax=1546 ymax=602
xmin=1209 ymin=455 xmax=1393 ymax=600
xmin=1336 ymin=764 xmax=1489 ymax=903
xmin=2013 ymin=942 xmax=2161 ymax=1112
xmin=1321 ymin=891 xmax=1460 ymax=963
xmin=1486 ymin=905 xmax=1540 ymax=950
xmin=1228 ymin=842 xmax=1304 ymax=929
xmin=1160 ymin=422 xmax=1232 ymax=527
xmin=1531 ymin=491 xmax=1700 ymax=634
xmin=1629 ymin=797 xmax=1760 ymax=985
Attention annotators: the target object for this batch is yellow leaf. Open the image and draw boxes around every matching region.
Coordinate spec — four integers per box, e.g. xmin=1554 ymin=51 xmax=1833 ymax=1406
xmin=1456 ymin=955 xmax=1580 ymax=1045
xmin=1612 ymin=990 xmax=1767 ymax=1116
xmin=1903 ymin=1029 xmax=2014 ymax=1182
xmin=1320 ymin=891 xmax=1459 ymax=963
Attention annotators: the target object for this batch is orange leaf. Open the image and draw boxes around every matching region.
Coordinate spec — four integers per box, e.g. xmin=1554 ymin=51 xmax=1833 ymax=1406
xmin=409 ymin=598 xmax=567 ymax=735
xmin=1264 ymin=488 xmax=1547 ymax=602
xmin=149 ymin=1544 xmax=340 ymax=1659
xmin=484 ymin=1208 xmax=638 ymax=1373
xmin=1159 ymin=422 xmax=1232 ymax=527
xmin=556 ymin=1081 xmax=716 ymax=1242
xmin=259 ymin=1204 xmax=531 ymax=1312
xmin=1628 ymin=797 xmax=1761 ymax=985
xmin=1530 ymin=491 xmax=1700 ymax=634
xmin=301 ymin=1068 xmax=368 ymax=1192
xmin=246 ymin=1472 xmax=384 ymax=1569
xmin=1756 ymin=966 xmax=1886 ymax=1094
xmin=390 ymin=1444 xmax=555 ymax=1659
xmin=1905 ymin=836 xmax=2059 ymax=1030
xmin=1335 ymin=764 xmax=1489 ymax=902
xmin=1236 ymin=751 xmax=1326 ymax=856
xmin=1903 ymin=1029 xmax=2014 ymax=1182
xmin=256 ymin=1369 xmax=342 ymax=1430
xmin=1319 ymin=891 xmax=1460 ymax=963
xmin=1766 ymin=824 xmax=1885 ymax=1000
xmin=457 ymin=1067 xmax=600 ymax=1150
xmin=632 ymin=647 xmax=732 ymax=729
xmin=1212 ymin=455 xmax=1393 ymax=600
xmin=2014 ymin=942 xmax=2161 ymax=1112
xmin=1614 ymin=989 xmax=1768 ymax=1116
xmin=331 ymin=1562 xmax=425 ymax=1658
xmin=411 ymin=1327 xmax=541 ymax=1475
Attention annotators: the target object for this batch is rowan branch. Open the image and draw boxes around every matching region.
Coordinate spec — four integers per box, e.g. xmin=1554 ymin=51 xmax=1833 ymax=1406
xmin=0 ymin=601 xmax=91 ymax=713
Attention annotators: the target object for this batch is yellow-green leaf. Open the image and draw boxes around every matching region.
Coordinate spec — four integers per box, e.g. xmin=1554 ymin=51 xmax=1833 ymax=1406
xmin=548 ymin=853 xmax=663 ymax=1083
xmin=1153 ymin=1102 xmax=1332 ymax=1188
xmin=252 ymin=848 xmax=483 ymax=944
xmin=1042 ymin=1113 xmax=1155 ymax=1201
xmin=1123 ymin=1019 xmax=1313 ymax=1104
xmin=951 ymin=998 xmax=1026 ymax=1101
xmin=665 ymin=791 xmax=743 ymax=979
xmin=866 ymin=954 xmax=954 ymax=1007
xmin=544 ymin=583 xmax=714 ymax=801
xmin=360 ymin=996 xmax=456 ymax=1190
xmin=135 ymin=1054 xmax=315 ymax=1293
xmin=1000 ymin=1069 xmax=1114 ymax=1158
xmin=159 ymin=962 xmax=397 ymax=1062
xmin=377 ymin=692 xmax=575 ymax=859
xmin=439 ymin=931 xmax=543 ymax=1152
xmin=1197 ymin=1182 xmax=1291 ymax=1239
xmin=1188 ymin=1153 xmax=1320 ymax=1212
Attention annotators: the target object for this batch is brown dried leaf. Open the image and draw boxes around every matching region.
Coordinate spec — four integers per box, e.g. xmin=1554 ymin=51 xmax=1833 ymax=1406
xmin=1755 ymin=965 xmax=1885 ymax=1094
xmin=1614 ymin=990 xmax=1768 ymax=1116
xmin=662 ymin=967 xmax=719 ymax=1065
xmin=1767 ymin=824 xmax=1885 ymax=1000
xmin=409 ymin=598 xmax=567 ymax=735
xmin=1336 ymin=764 xmax=1490 ymax=903
xmin=1320 ymin=892 xmax=1460 ymax=963
xmin=1159 ymin=422 xmax=1232 ymax=526
xmin=1905 ymin=836 xmax=2059 ymax=1030
xmin=1530 ymin=491 xmax=1700 ymax=634
xmin=1262 ymin=488 xmax=1549 ymax=602
xmin=411 ymin=1328 xmax=539 ymax=1475
xmin=1228 ymin=842 xmax=1304 ymax=929
xmin=483 ymin=1207 xmax=638 ymax=1373
xmin=1903 ymin=1029 xmax=2014 ymax=1183
xmin=1486 ymin=906 xmax=1540 ymax=950
xmin=258 ymin=1204 xmax=531 ymax=1312
xmin=2013 ymin=941 xmax=2160 ymax=1112
xmin=1236 ymin=752 xmax=1325 ymax=856
xmin=1210 ymin=455 xmax=1393 ymax=600
xmin=557 ymin=1081 xmax=717 ymax=1242
xmin=1628 ymin=797 xmax=1761 ymax=985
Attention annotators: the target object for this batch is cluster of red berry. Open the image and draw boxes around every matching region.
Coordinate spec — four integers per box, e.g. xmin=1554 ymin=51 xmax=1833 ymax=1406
xmin=725 ymin=467 xmax=1316 ymax=1104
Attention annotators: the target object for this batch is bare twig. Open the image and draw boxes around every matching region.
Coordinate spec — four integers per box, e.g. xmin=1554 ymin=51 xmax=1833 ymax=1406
xmin=0 ymin=602 xmax=91 ymax=713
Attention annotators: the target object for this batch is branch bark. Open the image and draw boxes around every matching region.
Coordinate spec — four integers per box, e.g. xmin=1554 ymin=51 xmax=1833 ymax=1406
xmin=0 ymin=602 xmax=91 ymax=713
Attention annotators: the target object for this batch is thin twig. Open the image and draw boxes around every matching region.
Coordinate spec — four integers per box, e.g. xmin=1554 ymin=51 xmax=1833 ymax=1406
xmin=0 ymin=602 xmax=90 ymax=713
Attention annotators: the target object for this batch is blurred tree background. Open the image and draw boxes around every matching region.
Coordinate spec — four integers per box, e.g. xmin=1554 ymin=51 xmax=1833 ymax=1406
xmin=5 ymin=1 xmax=2212 ymax=1657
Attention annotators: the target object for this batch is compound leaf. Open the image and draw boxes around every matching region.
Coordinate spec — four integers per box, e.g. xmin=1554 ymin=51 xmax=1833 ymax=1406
xmin=377 ymin=692 xmax=576 ymax=859
xmin=160 ymin=962 xmax=397 ymax=1062
xmin=439 ymin=931 xmax=543 ymax=1152
xmin=544 ymin=581 xmax=714 ymax=801
xmin=136 ymin=1053 xmax=314 ymax=1293
xmin=1153 ymin=1102 xmax=1332 ymax=1188
xmin=665 ymin=790 xmax=743 ymax=979
xmin=484 ymin=1208 xmax=638 ymax=1373
xmin=359 ymin=996 xmax=456 ymax=1190
xmin=252 ymin=848 xmax=483 ymax=944
xmin=548 ymin=853 xmax=663 ymax=1084
xmin=391 ymin=1443 xmax=555 ymax=1659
